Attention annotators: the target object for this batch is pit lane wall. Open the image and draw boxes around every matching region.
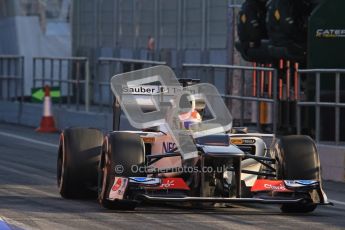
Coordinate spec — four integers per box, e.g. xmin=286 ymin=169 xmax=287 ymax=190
xmin=0 ymin=101 xmax=114 ymax=132
xmin=318 ymin=145 xmax=345 ymax=182
xmin=0 ymin=101 xmax=344 ymax=182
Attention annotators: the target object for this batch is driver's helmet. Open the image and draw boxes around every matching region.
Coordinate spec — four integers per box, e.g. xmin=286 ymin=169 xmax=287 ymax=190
xmin=178 ymin=109 xmax=202 ymax=130
xmin=177 ymin=93 xmax=202 ymax=130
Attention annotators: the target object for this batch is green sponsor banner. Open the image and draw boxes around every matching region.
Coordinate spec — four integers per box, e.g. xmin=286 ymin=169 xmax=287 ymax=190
xmin=31 ymin=87 xmax=61 ymax=103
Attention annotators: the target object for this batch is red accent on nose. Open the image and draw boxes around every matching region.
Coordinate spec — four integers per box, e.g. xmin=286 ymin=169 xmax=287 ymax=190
xmin=112 ymin=178 xmax=122 ymax=191
xmin=251 ymin=179 xmax=291 ymax=192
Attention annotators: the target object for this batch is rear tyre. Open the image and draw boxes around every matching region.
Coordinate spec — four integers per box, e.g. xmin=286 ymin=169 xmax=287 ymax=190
xmin=275 ymin=135 xmax=320 ymax=213
xmin=98 ymin=132 xmax=145 ymax=210
xmin=57 ymin=127 xmax=103 ymax=199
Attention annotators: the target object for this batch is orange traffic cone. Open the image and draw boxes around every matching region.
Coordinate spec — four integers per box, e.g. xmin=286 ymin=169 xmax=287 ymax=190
xmin=36 ymin=85 xmax=58 ymax=132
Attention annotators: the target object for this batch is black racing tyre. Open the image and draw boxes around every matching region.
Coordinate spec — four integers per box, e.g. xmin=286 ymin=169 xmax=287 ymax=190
xmin=57 ymin=127 xmax=103 ymax=199
xmin=275 ymin=135 xmax=320 ymax=213
xmin=280 ymin=201 xmax=317 ymax=213
xmin=98 ymin=132 xmax=145 ymax=210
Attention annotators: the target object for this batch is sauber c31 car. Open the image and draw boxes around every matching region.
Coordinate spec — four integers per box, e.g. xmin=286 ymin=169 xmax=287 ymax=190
xmin=57 ymin=67 xmax=331 ymax=213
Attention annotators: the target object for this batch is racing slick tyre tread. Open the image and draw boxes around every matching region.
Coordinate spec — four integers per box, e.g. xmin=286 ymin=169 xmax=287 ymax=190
xmin=57 ymin=127 xmax=103 ymax=199
xmin=98 ymin=132 xmax=145 ymax=210
xmin=275 ymin=135 xmax=320 ymax=213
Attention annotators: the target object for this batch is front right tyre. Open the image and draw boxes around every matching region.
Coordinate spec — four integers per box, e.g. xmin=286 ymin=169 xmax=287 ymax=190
xmin=274 ymin=135 xmax=320 ymax=213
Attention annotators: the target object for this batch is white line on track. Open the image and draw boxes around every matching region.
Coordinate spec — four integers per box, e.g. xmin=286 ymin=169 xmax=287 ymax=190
xmin=329 ymin=199 xmax=345 ymax=206
xmin=0 ymin=131 xmax=58 ymax=148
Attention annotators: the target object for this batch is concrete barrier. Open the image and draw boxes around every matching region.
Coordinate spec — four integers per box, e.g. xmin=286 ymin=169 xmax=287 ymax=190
xmin=0 ymin=101 xmax=133 ymax=132
xmin=0 ymin=101 xmax=22 ymax=124
xmin=0 ymin=101 xmax=344 ymax=182
xmin=318 ymin=144 xmax=345 ymax=182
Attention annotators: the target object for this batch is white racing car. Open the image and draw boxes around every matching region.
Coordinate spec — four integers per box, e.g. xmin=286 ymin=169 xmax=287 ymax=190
xmin=57 ymin=66 xmax=331 ymax=212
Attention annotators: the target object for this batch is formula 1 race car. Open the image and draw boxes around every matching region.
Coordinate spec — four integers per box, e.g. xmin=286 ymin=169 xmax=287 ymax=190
xmin=57 ymin=66 xmax=331 ymax=213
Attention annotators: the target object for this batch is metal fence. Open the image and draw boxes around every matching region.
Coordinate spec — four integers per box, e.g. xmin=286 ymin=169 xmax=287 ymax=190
xmin=182 ymin=63 xmax=278 ymax=133
xmin=296 ymin=69 xmax=345 ymax=144
xmin=29 ymin=56 xmax=166 ymax=112
xmin=0 ymin=55 xmax=24 ymax=102
xmin=29 ymin=57 xmax=279 ymax=134
xmin=32 ymin=56 xmax=90 ymax=111
xmin=3 ymin=55 xmax=345 ymax=145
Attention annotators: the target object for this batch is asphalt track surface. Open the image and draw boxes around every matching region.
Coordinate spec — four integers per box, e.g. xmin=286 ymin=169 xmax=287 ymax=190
xmin=0 ymin=122 xmax=345 ymax=230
